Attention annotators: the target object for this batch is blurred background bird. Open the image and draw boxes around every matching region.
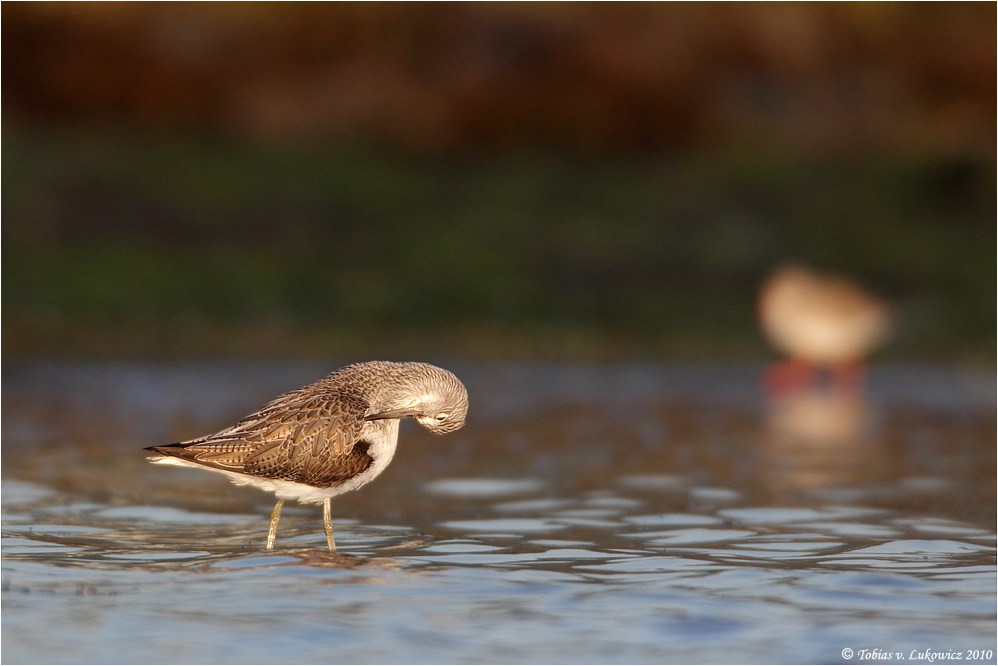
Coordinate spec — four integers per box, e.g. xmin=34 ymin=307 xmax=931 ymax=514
xmin=758 ymin=265 xmax=891 ymax=396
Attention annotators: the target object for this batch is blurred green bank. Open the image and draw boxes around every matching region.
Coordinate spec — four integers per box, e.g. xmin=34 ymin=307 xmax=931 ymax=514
xmin=3 ymin=132 xmax=994 ymax=361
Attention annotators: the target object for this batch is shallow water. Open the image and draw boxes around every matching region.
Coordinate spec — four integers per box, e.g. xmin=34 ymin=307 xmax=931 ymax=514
xmin=2 ymin=362 xmax=995 ymax=664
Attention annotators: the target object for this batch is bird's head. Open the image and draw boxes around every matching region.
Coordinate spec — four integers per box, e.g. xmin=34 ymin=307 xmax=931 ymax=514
xmin=366 ymin=363 xmax=468 ymax=435
xmin=415 ymin=387 xmax=468 ymax=434
xmin=412 ymin=365 xmax=468 ymax=434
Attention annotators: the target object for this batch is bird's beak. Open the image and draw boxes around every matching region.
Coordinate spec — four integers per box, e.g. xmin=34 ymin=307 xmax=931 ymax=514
xmin=366 ymin=408 xmax=420 ymax=421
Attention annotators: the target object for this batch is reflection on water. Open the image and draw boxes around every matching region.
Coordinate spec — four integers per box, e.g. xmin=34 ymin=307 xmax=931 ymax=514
xmin=762 ymin=388 xmax=878 ymax=497
xmin=2 ymin=362 xmax=995 ymax=663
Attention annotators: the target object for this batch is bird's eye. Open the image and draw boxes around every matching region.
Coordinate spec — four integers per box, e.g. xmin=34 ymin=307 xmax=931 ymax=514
xmin=435 ymin=414 xmax=449 ymax=422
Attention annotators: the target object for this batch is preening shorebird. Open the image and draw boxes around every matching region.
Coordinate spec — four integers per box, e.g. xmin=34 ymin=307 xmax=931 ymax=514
xmin=145 ymin=361 xmax=468 ymax=550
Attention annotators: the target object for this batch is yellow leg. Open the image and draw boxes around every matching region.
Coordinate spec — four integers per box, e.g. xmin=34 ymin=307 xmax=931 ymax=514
xmin=266 ymin=499 xmax=285 ymax=551
xmin=322 ymin=498 xmax=336 ymax=551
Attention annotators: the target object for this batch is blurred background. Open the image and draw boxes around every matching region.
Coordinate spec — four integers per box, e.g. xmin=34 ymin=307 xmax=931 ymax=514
xmin=3 ymin=2 xmax=995 ymax=362
xmin=4 ymin=7 xmax=996 ymax=662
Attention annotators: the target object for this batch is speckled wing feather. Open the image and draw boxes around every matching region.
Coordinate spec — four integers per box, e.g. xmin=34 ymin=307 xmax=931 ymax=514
xmin=156 ymin=391 xmax=373 ymax=487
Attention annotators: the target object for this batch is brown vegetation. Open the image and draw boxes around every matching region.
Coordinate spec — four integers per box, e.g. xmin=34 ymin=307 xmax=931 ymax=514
xmin=4 ymin=2 xmax=994 ymax=156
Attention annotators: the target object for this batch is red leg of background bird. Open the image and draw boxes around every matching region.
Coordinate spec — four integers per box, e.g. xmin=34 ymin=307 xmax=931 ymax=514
xmin=763 ymin=359 xmax=818 ymax=397
xmin=831 ymin=362 xmax=865 ymax=395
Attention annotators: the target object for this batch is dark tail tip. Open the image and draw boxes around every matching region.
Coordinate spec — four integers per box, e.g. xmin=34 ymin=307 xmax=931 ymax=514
xmin=143 ymin=444 xmax=182 ymax=455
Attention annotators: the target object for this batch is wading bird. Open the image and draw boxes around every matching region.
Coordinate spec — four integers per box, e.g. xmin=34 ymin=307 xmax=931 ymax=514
xmin=145 ymin=361 xmax=468 ymax=550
